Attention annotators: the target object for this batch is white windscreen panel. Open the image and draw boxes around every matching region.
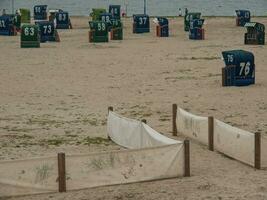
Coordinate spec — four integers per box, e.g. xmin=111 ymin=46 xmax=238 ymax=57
xmin=107 ymin=111 xmax=180 ymax=149
xmin=107 ymin=111 xmax=143 ymax=149
xmin=0 ymin=156 xmax=58 ymax=197
xmin=66 ymin=143 xmax=185 ymax=190
xmin=176 ymin=108 xmax=209 ymax=145
xmin=214 ymin=119 xmax=255 ymax=166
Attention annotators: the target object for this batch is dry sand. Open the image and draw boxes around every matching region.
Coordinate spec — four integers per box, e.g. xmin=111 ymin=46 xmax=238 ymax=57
xmin=0 ymin=16 xmax=266 ymax=199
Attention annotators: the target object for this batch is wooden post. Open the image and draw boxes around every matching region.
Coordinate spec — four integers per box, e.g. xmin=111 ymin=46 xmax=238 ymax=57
xmin=108 ymin=106 xmax=113 ymax=112
xmin=57 ymin=153 xmax=66 ymax=192
xmin=254 ymin=132 xmax=261 ymax=169
xmin=208 ymin=116 xmax=214 ymax=151
xmin=141 ymin=119 xmax=147 ymax=124
xmin=222 ymin=68 xmax=226 ymax=87
xmin=172 ymin=104 xmax=177 ymax=136
xmin=184 ymin=140 xmax=190 ymax=177
xmin=107 ymin=106 xmax=114 ymax=140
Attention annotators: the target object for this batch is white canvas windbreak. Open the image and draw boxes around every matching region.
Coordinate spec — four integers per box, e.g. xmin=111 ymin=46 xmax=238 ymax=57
xmin=176 ymin=107 xmax=267 ymax=168
xmin=66 ymin=143 xmax=185 ymax=190
xmin=0 ymin=156 xmax=58 ymax=197
xmin=0 ymin=111 xmax=185 ymax=197
xmin=176 ymin=108 xmax=209 ymax=145
xmin=214 ymin=119 xmax=255 ymax=166
xmin=107 ymin=111 xmax=180 ymax=149
xmin=261 ymin=135 xmax=267 ymax=167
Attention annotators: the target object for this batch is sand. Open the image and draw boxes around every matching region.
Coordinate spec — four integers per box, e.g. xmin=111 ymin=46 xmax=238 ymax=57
xmin=0 ymin=16 xmax=266 ymax=199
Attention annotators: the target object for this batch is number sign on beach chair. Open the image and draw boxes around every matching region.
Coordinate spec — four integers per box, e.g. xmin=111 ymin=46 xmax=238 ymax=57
xmin=19 ymin=8 xmax=31 ymax=23
xmin=21 ymin=24 xmax=40 ymax=48
xmin=133 ymin=14 xmax=150 ymax=33
xmin=0 ymin=15 xmax=17 ymax=36
xmin=184 ymin=12 xmax=201 ymax=32
xmin=36 ymin=21 xmax=60 ymax=43
xmin=90 ymin=8 xmax=107 ymax=21
xmin=221 ymin=50 xmax=255 ymax=86
xmin=100 ymin=13 xmax=113 ymax=31
xmin=235 ymin=10 xmax=250 ymax=27
xmin=189 ymin=19 xmax=205 ymax=40
xmin=109 ymin=5 xmax=121 ymax=20
xmin=34 ymin=5 xmax=48 ymax=20
xmin=110 ymin=19 xmax=123 ymax=40
xmin=88 ymin=21 xmax=108 ymax=43
xmin=244 ymin=22 xmax=265 ymax=45
xmin=156 ymin=17 xmax=169 ymax=37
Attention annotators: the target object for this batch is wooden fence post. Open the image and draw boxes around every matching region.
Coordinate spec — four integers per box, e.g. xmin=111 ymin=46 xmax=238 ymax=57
xmin=107 ymin=106 xmax=114 ymax=140
xmin=58 ymin=153 xmax=66 ymax=192
xmin=184 ymin=140 xmax=190 ymax=177
xmin=254 ymin=132 xmax=261 ymax=169
xmin=172 ymin=104 xmax=177 ymax=136
xmin=141 ymin=119 xmax=147 ymax=124
xmin=208 ymin=116 xmax=214 ymax=151
xmin=108 ymin=106 xmax=113 ymax=112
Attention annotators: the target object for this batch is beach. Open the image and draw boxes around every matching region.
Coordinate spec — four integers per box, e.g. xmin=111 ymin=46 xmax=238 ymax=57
xmin=0 ymin=16 xmax=267 ymax=199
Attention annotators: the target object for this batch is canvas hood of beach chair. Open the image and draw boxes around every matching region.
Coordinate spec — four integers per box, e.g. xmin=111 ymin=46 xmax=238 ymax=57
xmin=221 ymin=50 xmax=255 ymax=86
xmin=20 ymin=24 xmax=40 ymax=48
xmin=189 ymin=18 xmax=205 ymax=40
xmin=184 ymin=12 xmax=201 ymax=32
xmin=0 ymin=15 xmax=17 ymax=36
xmin=35 ymin=20 xmax=60 ymax=43
xmin=88 ymin=21 xmax=109 ymax=43
xmin=90 ymin=8 xmax=107 ymax=21
xmin=244 ymin=22 xmax=265 ymax=45
xmin=235 ymin=10 xmax=250 ymax=26
xmin=155 ymin=17 xmax=169 ymax=37
xmin=34 ymin=5 xmax=48 ymax=20
xmin=19 ymin=8 xmax=31 ymax=23
xmin=109 ymin=5 xmax=121 ymax=20
xmin=133 ymin=14 xmax=150 ymax=34
xmin=110 ymin=19 xmax=123 ymax=40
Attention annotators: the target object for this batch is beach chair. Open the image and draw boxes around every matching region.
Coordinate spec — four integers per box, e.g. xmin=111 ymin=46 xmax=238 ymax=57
xmin=235 ymin=10 xmax=250 ymax=27
xmin=156 ymin=17 xmax=169 ymax=37
xmin=88 ymin=21 xmax=108 ymax=43
xmin=184 ymin=12 xmax=201 ymax=32
xmin=110 ymin=19 xmax=123 ymax=40
xmin=189 ymin=19 xmax=205 ymax=40
xmin=133 ymin=14 xmax=150 ymax=33
xmin=21 ymin=24 xmax=40 ymax=48
xmin=19 ymin=8 xmax=31 ymax=23
xmin=35 ymin=21 xmax=60 ymax=43
xmin=0 ymin=15 xmax=17 ymax=36
xmin=55 ymin=11 xmax=72 ymax=29
xmin=109 ymin=5 xmax=121 ymax=20
xmin=34 ymin=5 xmax=48 ymax=20
xmin=221 ymin=50 xmax=255 ymax=86
xmin=244 ymin=22 xmax=265 ymax=45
